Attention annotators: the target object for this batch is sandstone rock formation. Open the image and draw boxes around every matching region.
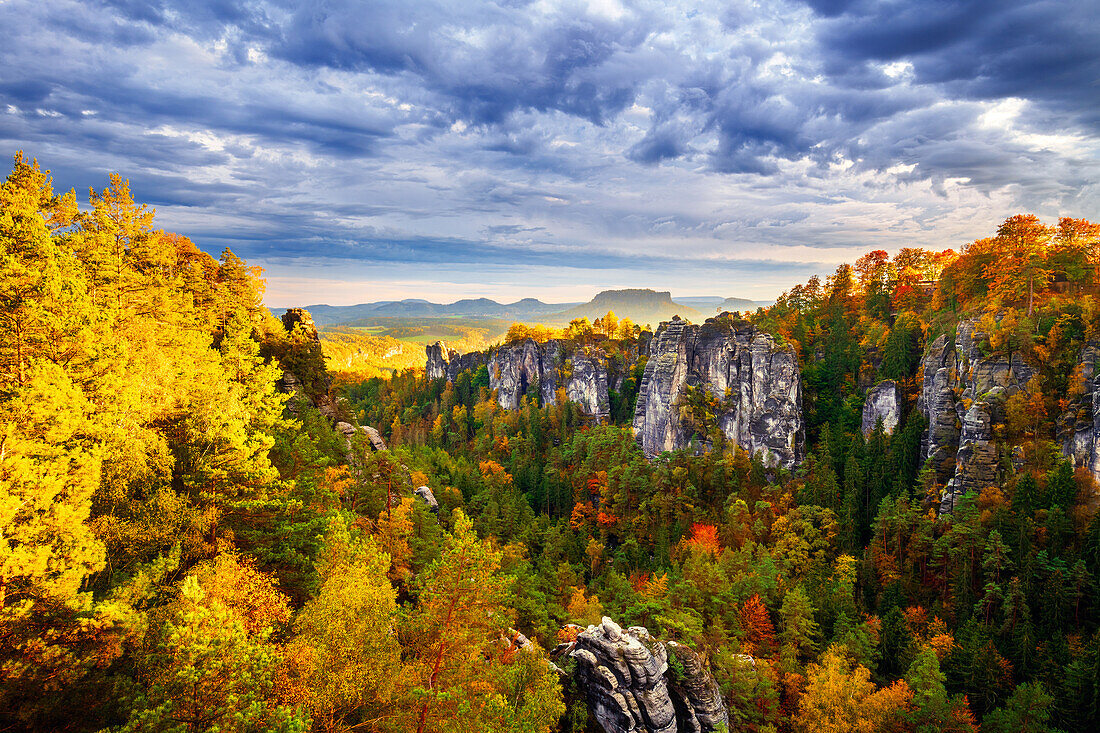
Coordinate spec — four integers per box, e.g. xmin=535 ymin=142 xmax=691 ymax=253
xmin=861 ymin=380 xmax=900 ymax=436
xmin=335 ymin=422 xmax=388 ymax=463
xmin=631 ymin=315 xmax=803 ymax=467
xmin=275 ymin=308 xmax=336 ymax=418
xmin=1061 ymin=343 xmax=1100 ymax=483
xmin=558 ymin=617 xmax=728 ymax=733
xmin=360 ymin=425 xmax=388 ymax=452
xmin=425 ymin=341 xmax=488 ymax=383
xmin=413 ymin=485 xmax=439 ymax=511
xmin=427 ymin=339 xmax=612 ymax=420
xmin=918 ymin=319 xmax=1035 ymax=512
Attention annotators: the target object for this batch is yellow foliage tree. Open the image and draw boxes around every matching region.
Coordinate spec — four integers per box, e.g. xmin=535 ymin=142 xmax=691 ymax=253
xmin=793 ymin=646 xmax=912 ymax=733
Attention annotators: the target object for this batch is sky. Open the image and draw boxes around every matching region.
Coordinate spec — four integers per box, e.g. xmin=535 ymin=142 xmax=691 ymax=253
xmin=2 ymin=0 xmax=1098 ymax=306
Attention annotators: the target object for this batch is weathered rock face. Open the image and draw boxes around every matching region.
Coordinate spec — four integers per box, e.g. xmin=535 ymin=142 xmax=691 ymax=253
xmin=631 ymin=316 xmax=804 ymax=467
xmin=664 ymin=642 xmax=728 ymax=733
xmin=490 ymin=339 xmax=611 ymax=418
xmin=918 ymin=319 xmax=1036 ymax=512
xmin=560 ymin=618 xmax=728 ymax=733
xmin=425 ymin=341 xmax=448 ymax=381
xmin=861 ymin=380 xmax=900 ymax=436
xmin=335 ymin=422 xmax=388 ymax=463
xmin=426 ymin=339 xmax=612 ymax=420
xmin=413 ymin=485 xmax=439 ymax=511
xmin=1061 ymin=343 xmax=1100 ymax=484
xmin=425 ymin=341 xmax=489 ymax=383
xmin=919 ymin=334 xmax=960 ymax=483
xmin=360 ymin=425 xmax=388 ymax=452
xmin=489 ymin=339 xmax=545 ymax=410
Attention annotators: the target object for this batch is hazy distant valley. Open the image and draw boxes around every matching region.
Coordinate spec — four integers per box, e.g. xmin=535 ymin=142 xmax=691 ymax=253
xmin=286 ymin=289 xmax=765 ymax=379
xmin=287 ymin=288 xmax=766 ymax=328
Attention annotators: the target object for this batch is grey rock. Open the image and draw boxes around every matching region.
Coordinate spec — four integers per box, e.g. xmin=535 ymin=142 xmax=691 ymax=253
xmin=413 ymin=485 xmax=439 ymax=510
xmin=861 ymin=380 xmax=900 ymax=436
xmin=560 ymin=346 xmax=612 ymax=420
xmin=632 ymin=315 xmax=804 ymax=468
xmin=666 ymin=642 xmax=730 ymax=733
xmin=918 ymin=318 xmax=1036 ymax=512
xmin=941 ymin=388 xmax=1006 ymax=512
xmin=425 ymin=341 xmax=489 ymax=383
xmin=360 ymin=425 xmax=387 ymax=451
xmin=426 ymin=339 xmax=613 ymax=420
xmin=425 ymin=341 xmax=449 ymax=381
xmin=1060 ymin=343 xmax=1100 ymax=484
xmin=278 ymin=368 xmax=301 ymax=396
xmin=918 ymin=334 xmax=961 ymax=484
xmin=489 ymin=339 xmax=544 ymax=410
xmin=568 ymin=618 xmax=729 ymax=733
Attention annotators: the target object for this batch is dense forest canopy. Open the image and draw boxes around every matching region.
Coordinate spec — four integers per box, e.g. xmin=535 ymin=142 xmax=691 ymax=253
xmin=4 ymin=152 xmax=1100 ymax=733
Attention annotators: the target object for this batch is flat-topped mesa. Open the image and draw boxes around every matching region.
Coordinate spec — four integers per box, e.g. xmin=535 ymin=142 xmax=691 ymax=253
xmin=917 ymin=318 xmax=1036 ymax=512
xmin=632 ymin=315 xmax=804 ymax=468
xmin=426 ymin=338 xmax=612 ymax=420
xmin=558 ymin=617 xmax=729 ymax=733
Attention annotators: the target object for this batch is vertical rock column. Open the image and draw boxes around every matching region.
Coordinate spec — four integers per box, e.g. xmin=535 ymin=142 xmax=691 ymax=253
xmin=631 ymin=316 xmax=804 ymax=468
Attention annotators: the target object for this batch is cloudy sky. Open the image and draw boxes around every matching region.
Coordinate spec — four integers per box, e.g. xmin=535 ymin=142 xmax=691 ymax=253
xmin=3 ymin=0 xmax=1098 ymax=306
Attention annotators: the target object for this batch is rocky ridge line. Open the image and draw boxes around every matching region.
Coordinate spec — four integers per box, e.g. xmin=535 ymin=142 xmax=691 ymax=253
xmin=427 ymin=338 xmax=613 ymax=420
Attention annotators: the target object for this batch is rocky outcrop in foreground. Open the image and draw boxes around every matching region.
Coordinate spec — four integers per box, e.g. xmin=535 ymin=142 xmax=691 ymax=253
xmin=557 ymin=618 xmax=728 ymax=733
xmin=861 ymin=380 xmax=900 ymax=436
xmin=632 ymin=316 xmax=803 ymax=467
xmin=918 ymin=319 xmax=1035 ymax=512
xmin=427 ymin=339 xmax=612 ymax=420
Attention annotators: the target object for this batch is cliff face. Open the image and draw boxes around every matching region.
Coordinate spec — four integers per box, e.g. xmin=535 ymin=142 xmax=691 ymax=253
xmin=861 ymin=380 xmax=900 ymax=436
xmin=426 ymin=339 xmax=612 ymax=420
xmin=425 ymin=341 xmax=488 ymax=383
xmin=558 ymin=618 xmax=728 ymax=733
xmin=918 ymin=319 xmax=1036 ymax=512
xmin=632 ymin=316 xmax=804 ymax=467
xmin=1061 ymin=343 xmax=1100 ymax=483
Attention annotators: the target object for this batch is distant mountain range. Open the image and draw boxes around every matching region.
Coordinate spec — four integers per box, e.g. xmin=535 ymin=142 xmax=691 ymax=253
xmin=296 ymin=298 xmax=581 ymax=326
xmin=716 ymin=297 xmax=762 ymax=313
xmin=286 ymin=290 xmax=764 ymax=327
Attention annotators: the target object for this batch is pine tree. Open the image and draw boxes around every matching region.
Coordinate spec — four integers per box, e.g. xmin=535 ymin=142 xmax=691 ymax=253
xmin=779 ymin=585 xmax=820 ymax=665
xmin=402 ymin=510 xmax=562 ymax=733
xmin=983 ymin=681 xmax=1063 ymax=733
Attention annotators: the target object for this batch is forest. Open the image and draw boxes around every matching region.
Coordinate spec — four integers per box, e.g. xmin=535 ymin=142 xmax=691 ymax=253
xmin=4 ymin=152 xmax=1100 ymax=733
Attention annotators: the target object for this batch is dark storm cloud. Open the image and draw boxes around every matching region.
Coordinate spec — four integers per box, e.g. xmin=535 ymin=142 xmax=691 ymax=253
xmin=271 ymin=0 xmax=655 ymax=126
xmin=808 ymin=0 xmax=1100 ymax=129
xmin=1 ymin=0 xmax=1097 ymax=303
